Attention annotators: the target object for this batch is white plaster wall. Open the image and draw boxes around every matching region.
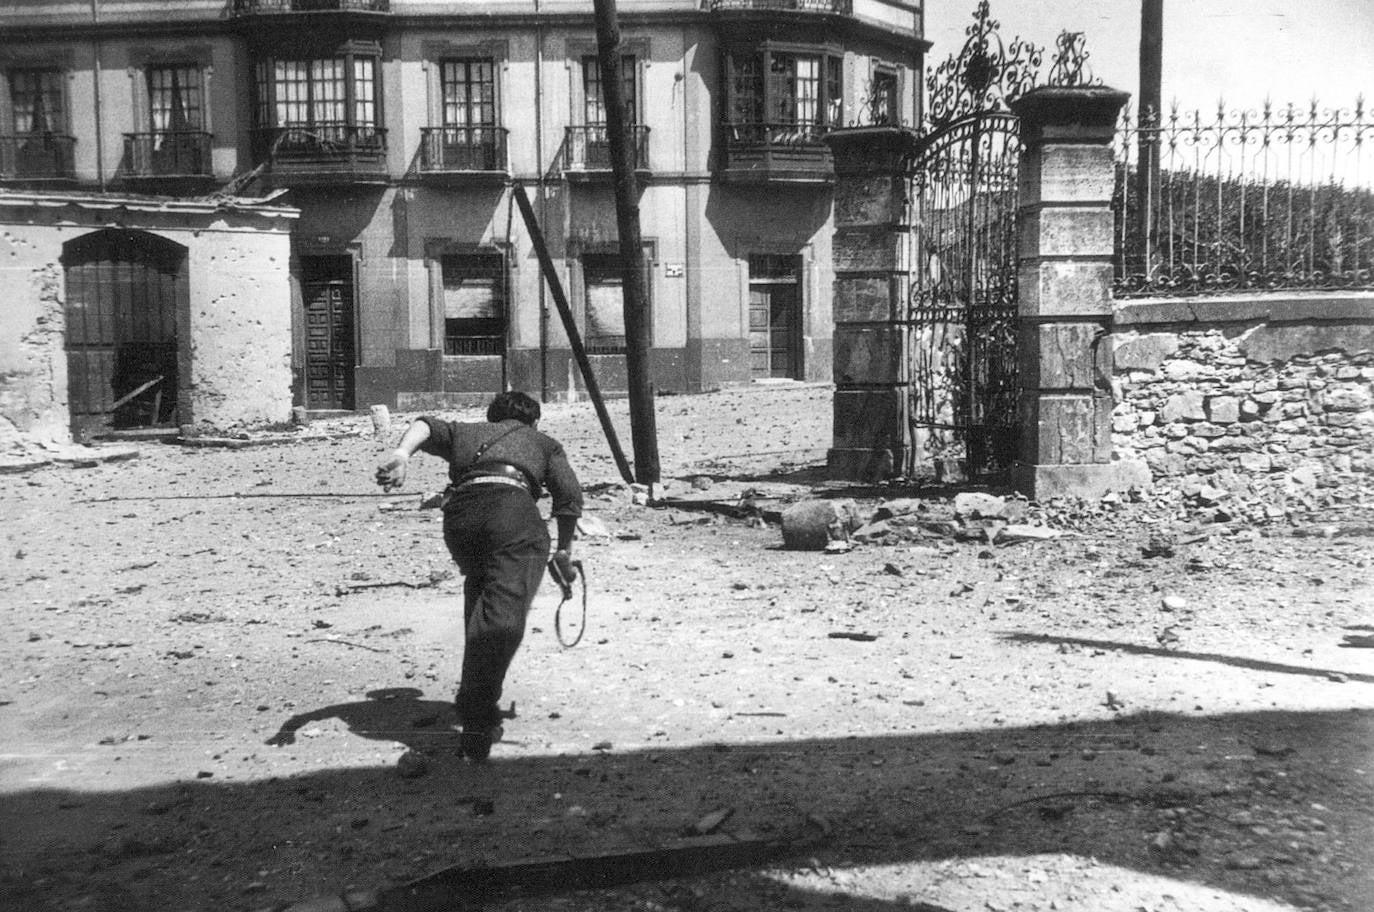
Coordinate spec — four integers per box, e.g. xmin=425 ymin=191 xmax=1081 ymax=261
xmin=0 ymin=201 xmax=296 ymax=447
xmin=185 ymin=223 xmax=294 ymax=429
xmin=0 ymin=225 xmax=70 ymax=450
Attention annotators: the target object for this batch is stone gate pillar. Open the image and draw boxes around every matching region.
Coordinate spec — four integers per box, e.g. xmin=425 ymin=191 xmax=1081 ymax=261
xmin=824 ymin=127 xmax=918 ymax=480
xmin=1009 ymin=86 xmax=1150 ymax=498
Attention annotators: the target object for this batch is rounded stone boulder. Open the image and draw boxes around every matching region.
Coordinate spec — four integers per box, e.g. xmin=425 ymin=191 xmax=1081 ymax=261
xmin=780 ymin=499 xmax=865 ymax=550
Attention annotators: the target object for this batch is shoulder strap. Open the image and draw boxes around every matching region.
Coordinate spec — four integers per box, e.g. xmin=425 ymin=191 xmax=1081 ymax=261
xmin=469 ymin=422 xmax=524 ymax=468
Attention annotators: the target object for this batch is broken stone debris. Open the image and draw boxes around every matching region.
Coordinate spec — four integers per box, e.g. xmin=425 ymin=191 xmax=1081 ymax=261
xmin=687 ymin=807 xmax=735 ymax=836
xmin=369 ymin=404 xmax=391 ymax=441
xmin=576 ymin=514 xmax=612 ymax=538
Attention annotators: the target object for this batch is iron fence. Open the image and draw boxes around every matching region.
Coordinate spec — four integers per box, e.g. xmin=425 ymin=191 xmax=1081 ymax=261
xmin=1113 ymin=98 xmax=1374 ymax=297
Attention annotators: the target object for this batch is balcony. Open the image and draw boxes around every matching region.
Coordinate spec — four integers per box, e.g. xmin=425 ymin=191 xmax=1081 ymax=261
xmin=121 ymin=131 xmax=214 ymax=190
xmin=710 ymin=0 xmax=852 ymax=11
xmin=710 ymin=0 xmax=921 ymax=44
xmin=717 ymin=122 xmax=834 ymax=184
xmin=0 ymin=133 xmax=77 ymax=185
xmin=251 ymin=124 xmax=388 ymax=186
xmin=230 ymin=0 xmax=389 ymax=13
xmin=562 ymin=125 xmax=650 ymax=182
xmin=417 ymin=127 xmax=509 ymax=184
xmin=229 ymin=0 xmax=390 ymax=35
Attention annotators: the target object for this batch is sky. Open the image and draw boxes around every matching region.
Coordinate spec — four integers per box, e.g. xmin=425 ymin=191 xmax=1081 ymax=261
xmin=923 ymin=0 xmax=1374 ymax=118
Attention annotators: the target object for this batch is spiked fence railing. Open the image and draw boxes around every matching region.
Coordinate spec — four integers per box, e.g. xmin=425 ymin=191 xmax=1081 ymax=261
xmin=1113 ymin=98 xmax=1374 ymax=297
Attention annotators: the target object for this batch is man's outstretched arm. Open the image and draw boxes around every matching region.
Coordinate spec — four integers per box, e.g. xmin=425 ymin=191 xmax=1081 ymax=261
xmin=375 ymin=420 xmax=433 ymax=491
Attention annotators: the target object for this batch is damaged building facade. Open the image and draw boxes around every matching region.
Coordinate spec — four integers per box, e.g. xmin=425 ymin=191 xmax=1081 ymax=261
xmin=0 ymin=192 xmax=296 ymax=448
xmin=0 ymin=0 xmax=927 ymax=440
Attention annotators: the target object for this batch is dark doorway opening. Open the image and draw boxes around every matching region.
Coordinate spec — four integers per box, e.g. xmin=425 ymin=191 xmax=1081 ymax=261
xmin=62 ymin=229 xmax=186 ymax=438
xmin=300 ymin=254 xmax=356 ymax=411
xmin=748 ymin=254 xmax=802 ymax=380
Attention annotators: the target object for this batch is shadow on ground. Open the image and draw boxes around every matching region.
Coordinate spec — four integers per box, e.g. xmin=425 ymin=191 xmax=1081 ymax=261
xmin=4 ymin=698 xmax=1372 ymax=912
xmin=1003 ymin=633 xmax=1374 ymax=686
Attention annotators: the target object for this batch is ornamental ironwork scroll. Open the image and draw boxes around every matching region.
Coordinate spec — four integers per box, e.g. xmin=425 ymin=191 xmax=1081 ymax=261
xmin=1046 ymin=31 xmax=1099 ymax=89
xmin=924 ymin=0 xmax=1043 ymax=130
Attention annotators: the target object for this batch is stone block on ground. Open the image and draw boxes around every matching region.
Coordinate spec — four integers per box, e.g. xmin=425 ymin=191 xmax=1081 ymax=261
xmin=780 ymin=499 xmax=865 ymax=550
xmin=953 ymin=492 xmax=1008 ymax=518
xmin=872 ymin=497 xmax=923 ymax=520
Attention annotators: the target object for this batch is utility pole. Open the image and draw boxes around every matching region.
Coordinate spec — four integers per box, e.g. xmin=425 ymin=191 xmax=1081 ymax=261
xmin=591 ymin=0 xmax=661 ymax=488
xmin=1137 ymin=0 xmax=1163 ymax=278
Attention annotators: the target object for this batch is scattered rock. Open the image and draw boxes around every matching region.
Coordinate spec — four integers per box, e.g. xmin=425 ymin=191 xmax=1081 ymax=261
xmin=686 ymin=807 xmax=734 ymax=836
xmin=576 ymin=515 xmax=612 ymax=538
xmin=998 ymin=524 xmax=1061 ymax=543
xmin=1141 ymin=534 xmax=1176 ymax=558
xmin=952 ymin=492 xmax=1007 ymax=519
xmin=396 ymin=750 xmax=429 ymax=779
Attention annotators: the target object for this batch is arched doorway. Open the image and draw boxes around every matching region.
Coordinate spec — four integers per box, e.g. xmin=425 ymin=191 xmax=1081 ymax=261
xmin=62 ymin=229 xmax=187 ymax=437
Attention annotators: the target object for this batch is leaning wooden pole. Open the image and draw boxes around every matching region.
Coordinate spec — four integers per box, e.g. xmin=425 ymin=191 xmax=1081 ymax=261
xmin=592 ymin=0 xmax=661 ymax=487
xmin=512 ymin=183 xmax=635 ymax=486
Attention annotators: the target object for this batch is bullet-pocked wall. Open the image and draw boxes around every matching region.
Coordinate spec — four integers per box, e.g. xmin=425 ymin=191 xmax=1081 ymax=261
xmin=0 ymin=194 xmax=298 ymax=449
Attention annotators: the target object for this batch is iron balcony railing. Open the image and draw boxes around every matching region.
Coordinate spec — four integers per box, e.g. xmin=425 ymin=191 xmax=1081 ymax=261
xmin=1113 ymin=98 xmax=1374 ymax=297
xmin=710 ymin=0 xmax=853 ymax=13
xmin=418 ymin=126 xmax=508 ymax=173
xmin=251 ymin=124 xmax=387 ymax=171
xmin=230 ymin=0 xmax=390 ymax=13
xmin=725 ymin=121 xmax=832 ymax=145
xmin=123 ymin=131 xmax=213 ymax=179
xmin=717 ymin=121 xmax=834 ymax=181
xmin=0 ymin=133 xmax=77 ymax=181
xmin=564 ymin=124 xmax=650 ymax=171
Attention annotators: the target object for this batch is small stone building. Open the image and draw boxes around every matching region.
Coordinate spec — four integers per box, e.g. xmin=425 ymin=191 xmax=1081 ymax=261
xmin=0 ymin=191 xmax=298 ymax=450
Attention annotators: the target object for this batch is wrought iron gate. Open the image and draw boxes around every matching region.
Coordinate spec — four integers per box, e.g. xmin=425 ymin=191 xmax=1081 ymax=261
xmin=903 ymin=0 xmax=1040 ymax=480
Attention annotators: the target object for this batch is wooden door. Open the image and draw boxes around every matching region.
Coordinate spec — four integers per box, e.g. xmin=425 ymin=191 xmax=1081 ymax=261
xmin=748 ymin=255 xmax=801 ymax=379
xmin=63 ymin=230 xmax=184 ymax=434
xmin=301 ymin=256 xmax=355 ymax=411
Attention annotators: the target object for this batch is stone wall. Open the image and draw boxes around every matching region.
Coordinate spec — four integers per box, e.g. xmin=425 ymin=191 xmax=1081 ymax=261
xmin=1110 ymin=295 xmax=1374 ymax=482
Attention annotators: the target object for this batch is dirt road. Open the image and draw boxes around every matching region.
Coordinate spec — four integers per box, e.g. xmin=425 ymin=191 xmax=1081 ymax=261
xmin=3 ymin=385 xmax=1372 ymax=912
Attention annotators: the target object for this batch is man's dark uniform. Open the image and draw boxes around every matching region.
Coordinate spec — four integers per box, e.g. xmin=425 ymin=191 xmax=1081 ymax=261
xmin=415 ymin=415 xmax=583 ymax=745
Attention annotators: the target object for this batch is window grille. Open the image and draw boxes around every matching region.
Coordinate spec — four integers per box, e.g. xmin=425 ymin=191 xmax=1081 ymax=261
xmin=441 ymin=253 xmax=506 ymax=356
